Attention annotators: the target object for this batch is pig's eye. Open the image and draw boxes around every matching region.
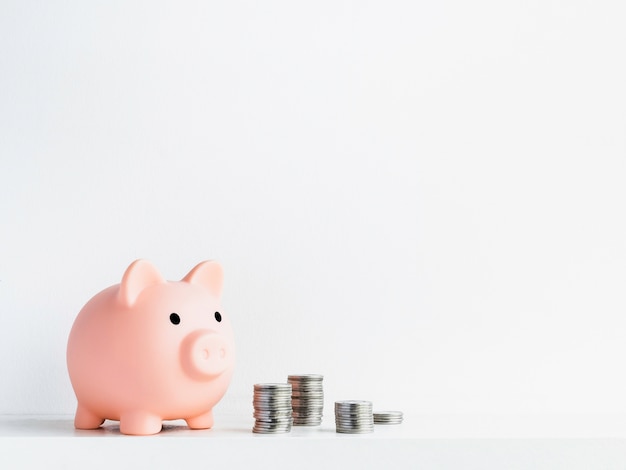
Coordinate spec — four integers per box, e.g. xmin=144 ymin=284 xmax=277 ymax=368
xmin=214 ymin=311 xmax=222 ymax=322
xmin=170 ymin=313 xmax=181 ymax=325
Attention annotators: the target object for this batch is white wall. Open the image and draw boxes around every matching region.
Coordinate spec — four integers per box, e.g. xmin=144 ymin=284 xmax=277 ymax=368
xmin=1 ymin=0 xmax=625 ymax=417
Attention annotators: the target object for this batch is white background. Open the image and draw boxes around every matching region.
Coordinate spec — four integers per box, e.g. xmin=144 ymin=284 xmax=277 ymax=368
xmin=1 ymin=0 xmax=625 ymax=418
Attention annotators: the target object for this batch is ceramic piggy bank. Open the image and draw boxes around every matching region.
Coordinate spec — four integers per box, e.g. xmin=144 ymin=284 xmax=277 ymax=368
xmin=67 ymin=259 xmax=235 ymax=435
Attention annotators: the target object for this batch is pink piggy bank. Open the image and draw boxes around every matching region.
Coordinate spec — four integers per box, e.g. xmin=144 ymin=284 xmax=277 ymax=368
xmin=67 ymin=259 xmax=235 ymax=435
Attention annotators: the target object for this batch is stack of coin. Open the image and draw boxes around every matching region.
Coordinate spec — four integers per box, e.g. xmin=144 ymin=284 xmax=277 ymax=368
xmin=373 ymin=411 xmax=403 ymax=425
xmin=252 ymin=383 xmax=293 ymax=434
xmin=334 ymin=400 xmax=374 ymax=433
xmin=287 ymin=374 xmax=324 ymax=426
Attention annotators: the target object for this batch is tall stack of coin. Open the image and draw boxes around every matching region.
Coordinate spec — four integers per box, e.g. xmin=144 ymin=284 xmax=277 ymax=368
xmin=334 ymin=400 xmax=374 ymax=433
xmin=373 ymin=411 xmax=403 ymax=425
xmin=252 ymin=383 xmax=293 ymax=434
xmin=287 ymin=374 xmax=324 ymax=426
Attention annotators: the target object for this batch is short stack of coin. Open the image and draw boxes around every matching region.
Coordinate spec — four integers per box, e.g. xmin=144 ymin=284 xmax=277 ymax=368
xmin=288 ymin=374 xmax=324 ymax=426
xmin=334 ymin=400 xmax=374 ymax=433
xmin=252 ymin=383 xmax=293 ymax=434
xmin=373 ymin=411 xmax=403 ymax=425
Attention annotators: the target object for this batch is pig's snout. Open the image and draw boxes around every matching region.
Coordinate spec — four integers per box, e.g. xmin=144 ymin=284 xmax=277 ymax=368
xmin=181 ymin=330 xmax=229 ymax=380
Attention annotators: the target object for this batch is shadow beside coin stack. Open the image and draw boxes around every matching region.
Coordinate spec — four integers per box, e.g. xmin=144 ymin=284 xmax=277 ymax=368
xmin=252 ymin=383 xmax=293 ymax=434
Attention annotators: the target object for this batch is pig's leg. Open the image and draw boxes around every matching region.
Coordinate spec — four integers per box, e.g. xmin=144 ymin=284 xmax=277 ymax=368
xmin=119 ymin=411 xmax=162 ymax=435
xmin=186 ymin=409 xmax=214 ymax=429
xmin=74 ymin=404 xmax=104 ymax=429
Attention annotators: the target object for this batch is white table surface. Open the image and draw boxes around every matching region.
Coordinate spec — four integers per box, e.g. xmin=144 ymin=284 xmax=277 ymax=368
xmin=1 ymin=413 xmax=625 ymax=469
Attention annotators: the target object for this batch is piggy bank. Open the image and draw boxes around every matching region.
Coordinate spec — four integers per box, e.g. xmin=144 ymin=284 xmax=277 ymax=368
xmin=67 ymin=259 xmax=235 ymax=435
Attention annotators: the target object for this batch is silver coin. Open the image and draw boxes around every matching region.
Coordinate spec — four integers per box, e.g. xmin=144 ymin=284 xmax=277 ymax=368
xmin=254 ymin=417 xmax=293 ymax=423
xmin=293 ymin=413 xmax=323 ymax=419
xmin=254 ymin=413 xmax=293 ymax=419
xmin=373 ymin=411 xmax=403 ymax=424
xmin=253 ymin=408 xmax=293 ymax=413
xmin=254 ymin=420 xmax=293 ymax=426
xmin=336 ymin=411 xmax=372 ymax=416
xmin=254 ymin=406 xmax=292 ymax=411
xmin=255 ymin=394 xmax=291 ymax=397
xmin=335 ymin=424 xmax=374 ymax=429
xmin=254 ymin=421 xmax=293 ymax=426
xmin=254 ymin=418 xmax=292 ymax=423
xmin=254 ymin=392 xmax=292 ymax=396
xmin=335 ymin=398 xmax=374 ymax=432
xmin=254 ymin=399 xmax=292 ymax=404
xmin=284 ymin=375 xmax=324 ymax=426
xmin=288 ymin=375 xmax=323 ymax=380
xmin=253 ymin=420 xmax=293 ymax=426
xmin=291 ymin=390 xmax=323 ymax=395
xmin=254 ymin=400 xmax=292 ymax=404
xmin=255 ymin=399 xmax=291 ymax=404
xmin=253 ymin=427 xmax=292 ymax=432
xmin=254 ymin=417 xmax=293 ymax=422
xmin=253 ymin=426 xmax=292 ymax=430
xmin=254 ymin=401 xmax=291 ymax=405
xmin=336 ymin=423 xmax=374 ymax=429
xmin=253 ymin=429 xmax=291 ymax=434
xmin=335 ymin=400 xmax=372 ymax=406
xmin=253 ymin=394 xmax=292 ymax=398
xmin=255 ymin=388 xmax=292 ymax=392
xmin=374 ymin=411 xmax=402 ymax=417
xmin=292 ymin=399 xmax=324 ymax=405
xmin=336 ymin=428 xmax=374 ymax=434
xmin=253 ymin=402 xmax=292 ymax=406
xmin=253 ymin=426 xmax=293 ymax=431
xmin=253 ymin=397 xmax=292 ymax=402
xmin=252 ymin=410 xmax=293 ymax=419
xmin=254 ymin=409 xmax=293 ymax=414
xmin=255 ymin=382 xmax=292 ymax=388
xmin=335 ymin=419 xmax=374 ymax=425
xmin=335 ymin=412 xmax=373 ymax=418
xmin=336 ymin=422 xmax=373 ymax=427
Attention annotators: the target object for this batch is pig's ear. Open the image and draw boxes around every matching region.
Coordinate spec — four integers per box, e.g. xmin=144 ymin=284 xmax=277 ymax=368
xmin=183 ymin=261 xmax=223 ymax=299
xmin=118 ymin=259 xmax=165 ymax=306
